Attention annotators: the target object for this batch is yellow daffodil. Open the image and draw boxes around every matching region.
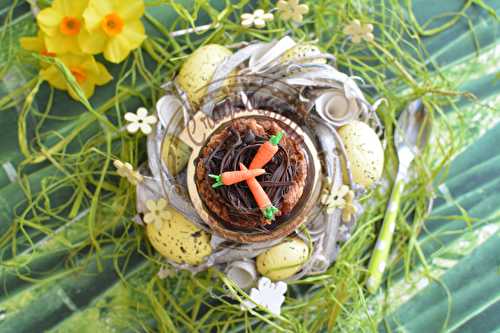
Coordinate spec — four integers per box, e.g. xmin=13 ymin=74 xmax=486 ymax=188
xmin=36 ymin=0 xmax=88 ymax=54
xmin=80 ymin=0 xmax=146 ymax=63
xmin=19 ymin=31 xmax=56 ymax=67
xmin=40 ymin=54 xmax=112 ymax=100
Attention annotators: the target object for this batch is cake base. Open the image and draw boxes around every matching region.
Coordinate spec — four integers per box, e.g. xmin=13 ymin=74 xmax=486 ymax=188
xmin=182 ymin=110 xmax=321 ymax=243
xmin=195 ymin=117 xmax=307 ymax=230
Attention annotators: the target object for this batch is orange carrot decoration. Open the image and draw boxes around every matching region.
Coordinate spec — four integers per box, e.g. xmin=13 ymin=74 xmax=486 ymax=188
xmin=249 ymin=131 xmax=284 ymax=169
xmin=209 ymin=168 xmax=265 ymax=188
xmin=240 ymin=163 xmax=279 ymax=220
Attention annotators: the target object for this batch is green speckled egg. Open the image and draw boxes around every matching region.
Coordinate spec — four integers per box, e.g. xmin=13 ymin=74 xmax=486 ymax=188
xmin=176 ymin=44 xmax=232 ymax=106
xmin=256 ymin=238 xmax=309 ymax=281
xmin=161 ymin=134 xmax=192 ymax=176
xmin=338 ymin=121 xmax=384 ymax=187
xmin=146 ymin=209 xmax=212 ymax=265
xmin=280 ymin=44 xmax=326 ymax=64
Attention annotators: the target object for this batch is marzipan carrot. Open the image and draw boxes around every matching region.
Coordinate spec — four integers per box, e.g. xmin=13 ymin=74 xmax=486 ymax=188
xmin=249 ymin=131 xmax=284 ymax=169
xmin=240 ymin=163 xmax=278 ymax=220
xmin=209 ymin=168 xmax=265 ymax=188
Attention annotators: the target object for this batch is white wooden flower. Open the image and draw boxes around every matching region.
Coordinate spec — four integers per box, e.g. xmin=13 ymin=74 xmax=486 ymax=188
xmin=343 ymin=20 xmax=374 ymax=43
xmin=342 ymin=189 xmax=358 ymax=222
xmin=113 ymin=160 xmax=143 ymax=185
xmin=241 ymin=9 xmax=274 ymax=29
xmin=144 ymin=198 xmax=172 ymax=231
xmin=125 ymin=107 xmax=157 ymax=135
xmin=157 ymin=265 xmax=174 ymax=279
xmin=277 ymin=0 xmax=309 ymax=23
xmin=241 ymin=277 xmax=287 ymax=315
xmin=320 ymin=178 xmax=353 ymax=214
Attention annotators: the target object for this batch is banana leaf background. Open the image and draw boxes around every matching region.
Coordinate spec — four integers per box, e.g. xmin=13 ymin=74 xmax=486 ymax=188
xmin=0 ymin=0 xmax=499 ymax=332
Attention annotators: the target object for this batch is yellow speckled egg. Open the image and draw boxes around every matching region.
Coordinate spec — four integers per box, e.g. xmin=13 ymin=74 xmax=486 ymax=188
xmin=338 ymin=120 xmax=384 ymax=187
xmin=146 ymin=209 xmax=212 ymax=265
xmin=176 ymin=44 xmax=233 ymax=107
xmin=256 ymin=238 xmax=309 ymax=281
xmin=161 ymin=134 xmax=192 ymax=176
xmin=280 ymin=44 xmax=326 ymax=64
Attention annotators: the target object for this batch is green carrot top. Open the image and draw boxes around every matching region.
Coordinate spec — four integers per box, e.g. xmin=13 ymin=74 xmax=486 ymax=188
xmin=269 ymin=131 xmax=284 ymax=146
xmin=263 ymin=206 xmax=279 ymax=220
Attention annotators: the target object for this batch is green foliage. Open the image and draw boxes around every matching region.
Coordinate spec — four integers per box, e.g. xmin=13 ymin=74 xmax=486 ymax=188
xmin=0 ymin=0 xmax=499 ymax=332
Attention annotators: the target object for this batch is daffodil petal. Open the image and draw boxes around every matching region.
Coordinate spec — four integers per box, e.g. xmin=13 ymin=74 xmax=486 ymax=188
xmin=115 ymin=0 xmax=145 ymax=21
xmin=94 ymin=62 xmax=113 ymax=85
xmin=67 ymin=85 xmax=84 ymax=101
xmin=37 ymin=8 xmax=63 ymax=36
xmin=79 ymin=55 xmax=99 ymax=73
xmin=82 ymin=80 xmax=96 ymax=98
xmin=45 ymin=34 xmax=81 ymax=54
xmin=55 ymin=0 xmax=88 ymax=16
xmin=84 ymin=0 xmax=111 ymax=30
xmin=103 ymin=21 xmax=145 ymax=63
xmin=20 ymin=36 xmax=44 ymax=53
xmin=121 ymin=20 xmax=146 ymax=48
xmin=79 ymin=28 xmax=107 ymax=54
xmin=40 ymin=66 xmax=67 ymax=90
xmin=104 ymin=37 xmax=130 ymax=63
xmin=72 ymin=80 xmax=95 ymax=99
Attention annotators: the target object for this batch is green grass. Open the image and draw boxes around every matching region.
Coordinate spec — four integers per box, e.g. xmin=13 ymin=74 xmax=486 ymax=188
xmin=0 ymin=0 xmax=499 ymax=332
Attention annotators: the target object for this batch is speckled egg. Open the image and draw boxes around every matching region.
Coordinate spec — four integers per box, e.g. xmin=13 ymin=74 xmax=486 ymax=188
xmin=161 ymin=134 xmax=192 ymax=176
xmin=338 ymin=120 xmax=384 ymax=187
xmin=146 ymin=209 xmax=212 ymax=265
xmin=280 ymin=44 xmax=326 ymax=64
xmin=176 ymin=44 xmax=233 ymax=106
xmin=256 ymin=238 xmax=309 ymax=281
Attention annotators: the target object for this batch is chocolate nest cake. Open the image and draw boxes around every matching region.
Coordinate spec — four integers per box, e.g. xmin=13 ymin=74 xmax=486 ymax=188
xmin=195 ymin=117 xmax=308 ymax=231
